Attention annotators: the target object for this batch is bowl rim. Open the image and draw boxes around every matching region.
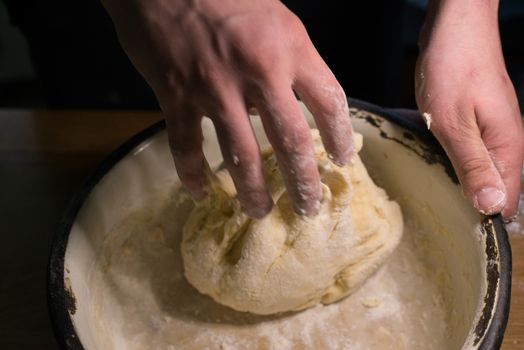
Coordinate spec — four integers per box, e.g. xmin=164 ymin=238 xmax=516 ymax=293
xmin=46 ymin=98 xmax=511 ymax=350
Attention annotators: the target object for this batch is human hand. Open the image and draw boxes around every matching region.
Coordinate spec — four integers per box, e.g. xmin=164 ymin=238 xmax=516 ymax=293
xmin=101 ymin=0 xmax=353 ymax=218
xmin=416 ymin=0 xmax=523 ymax=221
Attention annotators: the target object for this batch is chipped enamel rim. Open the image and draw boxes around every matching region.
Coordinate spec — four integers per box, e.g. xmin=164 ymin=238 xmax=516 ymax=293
xmin=47 ymin=98 xmax=511 ymax=350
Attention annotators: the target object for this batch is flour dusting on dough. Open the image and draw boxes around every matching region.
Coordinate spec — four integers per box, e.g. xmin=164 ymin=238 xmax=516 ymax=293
xmin=181 ymin=130 xmax=403 ymax=315
xmin=87 ymin=191 xmax=451 ymax=350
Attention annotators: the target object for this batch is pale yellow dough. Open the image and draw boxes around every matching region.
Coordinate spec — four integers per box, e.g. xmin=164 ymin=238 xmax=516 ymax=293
xmin=181 ymin=130 xmax=403 ymax=315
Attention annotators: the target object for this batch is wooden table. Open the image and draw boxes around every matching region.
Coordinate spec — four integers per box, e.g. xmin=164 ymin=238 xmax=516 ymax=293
xmin=0 ymin=110 xmax=522 ymax=349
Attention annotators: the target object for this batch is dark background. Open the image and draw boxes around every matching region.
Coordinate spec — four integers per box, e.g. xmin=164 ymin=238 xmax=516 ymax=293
xmin=1 ymin=0 xmax=523 ymax=110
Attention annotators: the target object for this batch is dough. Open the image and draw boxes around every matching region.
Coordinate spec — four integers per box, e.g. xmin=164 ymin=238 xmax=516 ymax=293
xmin=181 ymin=130 xmax=403 ymax=315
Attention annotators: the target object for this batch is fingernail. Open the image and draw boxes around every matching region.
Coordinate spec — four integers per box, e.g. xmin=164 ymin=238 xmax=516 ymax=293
xmin=474 ymin=188 xmax=506 ymax=215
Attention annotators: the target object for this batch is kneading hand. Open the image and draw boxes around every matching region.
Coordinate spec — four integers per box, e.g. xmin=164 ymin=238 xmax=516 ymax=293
xmin=416 ymin=0 xmax=524 ymax=221
xmin=101 ymin=0 xmax=354 ymax=218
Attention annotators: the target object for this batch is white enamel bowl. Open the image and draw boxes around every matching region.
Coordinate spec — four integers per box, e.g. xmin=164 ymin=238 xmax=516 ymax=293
xmin=48 ymin=99 xmax=511 ymax=350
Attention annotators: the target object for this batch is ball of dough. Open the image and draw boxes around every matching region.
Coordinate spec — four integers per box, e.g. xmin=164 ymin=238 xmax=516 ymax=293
xmin=181 ymin=130 xmax=403 ymax=315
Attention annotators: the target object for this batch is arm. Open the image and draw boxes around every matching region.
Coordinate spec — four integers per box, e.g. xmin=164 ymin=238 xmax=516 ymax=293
xmin=100 ymin=0 xmax=354 ymax=218
xmin=416 ymin=0 xmax=523 ymax=220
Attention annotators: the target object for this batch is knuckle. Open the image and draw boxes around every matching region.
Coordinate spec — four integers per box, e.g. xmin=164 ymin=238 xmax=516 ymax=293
xmin=170 ymin=138 xmax=203 ymax=165
xmin=168 ymin=123 xmax=203 ymax=148
xmin=169 ymin=134 xmax=192 ymax=152
xmin=196 ymin=61 xmax=223 ymax=86
xmin=228 ymin=27 xmax=281 ymax=76
xmin=171 ymin=147 xmax=199 ymax=160
xmin=272 ymin=123 xmax=311 ymax=155
xmin=319 ymin=90 xmax=348 ymax=118
xmin=458 ymin=156 xmax=492 ymax=178
xmin=282 ymin=12 xmax=310 ymax=49
xmin=247 ymin=48 xmax=282 ymax=79
xmin=227 ymin=145 xmax=259 ymax=168
xmin=431 ymin=107 xmax=472 ymax=142
xmin=228 ymin=12 xmax=309 ymax=79
xmin=215 ymin=127 xmax=261 ymax=170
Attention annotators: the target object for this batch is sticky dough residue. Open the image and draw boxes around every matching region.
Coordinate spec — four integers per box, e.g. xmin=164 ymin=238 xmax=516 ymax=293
xmin=422 ymin=112 xmax=432 ymax=130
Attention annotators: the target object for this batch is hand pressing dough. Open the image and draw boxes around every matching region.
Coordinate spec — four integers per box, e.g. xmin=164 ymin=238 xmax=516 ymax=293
xmin=181 ymin=130 xmax=403 ymax=315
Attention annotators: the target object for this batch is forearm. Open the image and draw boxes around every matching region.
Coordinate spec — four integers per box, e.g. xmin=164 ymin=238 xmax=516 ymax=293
xmin=101 ymin=0 xmax=265 ymax=23
xmin=421 ymin=0 xmax=499 ymax=48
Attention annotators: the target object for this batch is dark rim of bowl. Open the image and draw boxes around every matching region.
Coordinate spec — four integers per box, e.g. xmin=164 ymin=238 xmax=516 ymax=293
xmin=47 ymin=98 xmax=511 ymax=350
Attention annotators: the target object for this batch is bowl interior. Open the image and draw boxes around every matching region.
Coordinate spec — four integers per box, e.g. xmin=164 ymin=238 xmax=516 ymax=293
xmin=61 ymin=105 xmax=490 ymax=349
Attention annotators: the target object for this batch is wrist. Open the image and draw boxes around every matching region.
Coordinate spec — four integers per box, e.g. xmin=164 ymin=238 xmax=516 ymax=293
xmin=420 ymin=0 xmax=500 ymax=49
xmin=101 ymin=0 xmax=191 ymax=20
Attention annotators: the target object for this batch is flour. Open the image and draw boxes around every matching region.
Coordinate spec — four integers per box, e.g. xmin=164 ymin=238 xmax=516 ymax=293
xmin=87 ymin=179 xmax=451 ymax=349
xmin=422 ymin=112 xmax=432 ymax=130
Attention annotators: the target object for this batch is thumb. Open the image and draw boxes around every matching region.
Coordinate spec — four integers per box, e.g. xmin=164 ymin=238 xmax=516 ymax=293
xmin=431 ymin=110 xmax=506 ymax=215
xmin=476 ymin=99 xmax=524 ymax=220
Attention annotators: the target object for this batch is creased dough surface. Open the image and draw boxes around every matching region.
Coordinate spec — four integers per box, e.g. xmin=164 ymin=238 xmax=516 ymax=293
xmin=181 ymin=130 xmax=403 ymax=315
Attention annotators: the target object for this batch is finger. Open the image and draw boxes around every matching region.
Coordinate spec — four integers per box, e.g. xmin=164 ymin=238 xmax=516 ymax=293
xmin=477 ymin=99 xmax=524 ymax=220
xmin=212 ymin=94 xmax=273 ymax=219
xmin=165 ymin=103 xmax=208 ymax=200
xmin=294 ymin=51 xmax=354 ymax=165
xmin=255 ymin=81 xmax=322 ymax=216
xmin=430 ymin=106 xmax=507 ymax=215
